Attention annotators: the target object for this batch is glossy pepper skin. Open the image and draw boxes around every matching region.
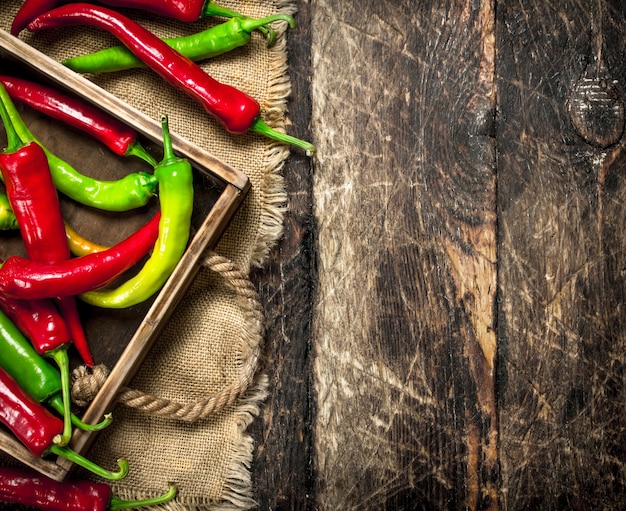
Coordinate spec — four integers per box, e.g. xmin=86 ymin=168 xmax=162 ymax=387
xmin=13 ymin=0 xmax=279 ymax=41
xmin=82 ymin=116 xmax=192 ymax=308
xmin=0 ymin=84 xmax=90 ymax=445
xmin=0 ymin=286 xmax=70 ymax=354
xmin=0 ymin=466 xmax=177 ymax=511
xmin=0 ymin=74 xmax=157 ymax=167
xmin=0 ymin=81 xmax=157 ymax=212
xmin=63 ymin=14 xmax=296 ymax=74
xmin=0 ymin=211 xmax=160 ymax=299
xmin=64 ymin=221 xmax=109 ymax=256
xmin=28 ymin=4 xmax=316 ymax=154
xmin=0 ymin=366 xmax=128 ymax=480
xmin=0 ymin=303 xmax=112 ymax=432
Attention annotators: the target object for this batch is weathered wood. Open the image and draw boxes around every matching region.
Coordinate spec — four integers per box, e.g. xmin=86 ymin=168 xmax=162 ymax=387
xmin=250 ymin=1 xmax=317 ymax=508
xmin=496 ymin=0 xmax=626 ymax=508
xmin=310 ymin=1 xmax=497 ymax=509
xmin=252 ymin=1 xmax=626 ymax=509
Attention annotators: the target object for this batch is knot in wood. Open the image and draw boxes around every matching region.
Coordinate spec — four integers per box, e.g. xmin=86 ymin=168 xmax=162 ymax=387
xmin=568 ymin=75 xmax=624 ymax=148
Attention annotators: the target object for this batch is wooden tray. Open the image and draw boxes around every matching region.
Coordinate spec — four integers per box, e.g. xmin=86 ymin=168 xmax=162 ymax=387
xmin=0 ymin=30 xmax=250 ymax=480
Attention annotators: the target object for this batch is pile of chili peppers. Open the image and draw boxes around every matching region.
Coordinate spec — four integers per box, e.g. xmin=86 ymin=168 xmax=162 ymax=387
xmin=0 ymin=76 xmax=180 ymax=505
xmin=0 ymin=0 xmax=312 ymax=507
xmin=19 ymin=0 xmax=316 ymax=155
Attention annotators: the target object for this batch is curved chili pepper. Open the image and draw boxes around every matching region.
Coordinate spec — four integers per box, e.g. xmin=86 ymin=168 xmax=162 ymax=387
xmin=0 ymin=85 xmax=91 ymax=446
xmin=12 ymin=0 xmax=279 ymax=42
xmin=0 ymin=365 xmax=128 ymax=480
xmin=0 ymin=211 xmax=161 ymax=299
xmin=10 ymin=0 xmax=58 ymax=37
xmin=0 ymin=74 xmax=157 ymax=167
xmin=0 ymin=81 xmax=157 ymax=211
xmin=63 ymin=14 xmax=296 ymax=74
xmin=81 ymin=115 xmax=192 ymax=308
xmin=0 ymin=466 xmax=177 ymax=511
xmin=28 ymin=4 xmax=316 ymax=155
xmin=0 ymin=303 xmax=112 ymax=432
xmin=65 ymin=221 xmax=109 ymax=256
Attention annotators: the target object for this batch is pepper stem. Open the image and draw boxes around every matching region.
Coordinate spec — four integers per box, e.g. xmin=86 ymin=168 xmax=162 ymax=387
xmin=158 ymin=114 xmax=185 ymax=168
xmin=0 ymin=83 xmax=22 ymax=152
xmin=48 ymin=445 xmax=130 ymax=481
xmin=201 ymin=1 xmax=277 ymax=43
xmin=250 ymin=118 xmax=316 ymax=156
xmin=48 ymin=394 xmax=113 ymax=431
xmin=160 ymin=114 xmax=174 ymax=163
xmin=48 ymin=348 xmax=73 ymax=447
xmin=124 ymin=140 xmax=158 ymax=168
xmin=109 ymin=483 xmax=178 ymax=510
xmin=240 ymin=13 xmax=296 ymax=33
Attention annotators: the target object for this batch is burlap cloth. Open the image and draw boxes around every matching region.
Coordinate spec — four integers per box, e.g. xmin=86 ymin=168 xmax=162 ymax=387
xmin=0 ymin=1 xmax=295 ymax=508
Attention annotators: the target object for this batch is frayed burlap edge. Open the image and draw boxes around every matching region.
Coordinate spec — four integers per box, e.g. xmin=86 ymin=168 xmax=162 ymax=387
xmin=70 ymin=1 xmax=298 ymax=506
xmin=248 ymin=0 xmax=297 ymax=267
xmin=107 ymin=374 xmax=269 ymax=511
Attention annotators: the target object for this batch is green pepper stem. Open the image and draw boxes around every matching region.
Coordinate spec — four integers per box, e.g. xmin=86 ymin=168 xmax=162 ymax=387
xmin=124 ymin=140 xmax=158 ymax=168
xmin=240 ymin=13 xmax=296 ymax=32
xmin=158 ymin=114 xmax=186 ymax=168
xmin=48 ymin=348 xmax=73 ymax=447
xmin=0 ymin=84 xmax=22 ymax=152
xmin=159 ymin=114 xmax=175 ymax=163
xmin=201 ymin=1 xmax=276 ymax=42
xmin=109 ymin=483 xmax=178 ymax=510
xmin=48 ymin=445 xmax=129 ymax=481
xmin=202 ymin=0 xmax=250 ymax=20
xmin=48 ymin=394 xmax=113 ymax=431
xmin=250 ymin=117 xmax=316 ymax=156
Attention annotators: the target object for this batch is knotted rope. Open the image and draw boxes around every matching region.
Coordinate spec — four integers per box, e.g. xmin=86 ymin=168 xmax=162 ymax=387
xmin=71 ymin=250 xmax=263 ymax=422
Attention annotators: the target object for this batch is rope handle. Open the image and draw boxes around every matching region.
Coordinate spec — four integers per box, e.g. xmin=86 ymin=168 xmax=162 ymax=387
xmin=71 ymin=250 xmax=263 ymax=422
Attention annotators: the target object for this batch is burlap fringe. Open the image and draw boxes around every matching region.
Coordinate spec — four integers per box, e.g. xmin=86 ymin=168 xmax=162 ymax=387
xmin=70 ymin=2 xmax=298 ymax=507
xmin=249 ymin=0 xmax=298 ymax=267
xmin=108 ymin=374 xmax=269 ymax=511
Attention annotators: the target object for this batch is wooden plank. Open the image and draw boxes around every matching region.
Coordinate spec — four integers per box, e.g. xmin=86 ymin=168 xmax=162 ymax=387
xmin=250 ymin=1 xmax=317 ymax=508
xmin=496 ymin=0 xmax=626 ymax=508
xmin=310 ymin=1 xmax=497 ymax=508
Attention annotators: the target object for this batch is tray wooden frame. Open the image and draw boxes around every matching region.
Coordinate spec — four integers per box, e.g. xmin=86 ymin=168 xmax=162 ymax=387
xmin=0 ymin=30 xmax=250 ymax=480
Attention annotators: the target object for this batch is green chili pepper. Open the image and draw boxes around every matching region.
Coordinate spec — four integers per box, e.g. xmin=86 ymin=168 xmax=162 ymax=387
xmin=0 ymin=85 xmax=157 ymax=212
xmin=0 ymin=193 xmax=18 ymax=230
xmin=81 ymin=114 xmax=193 ymax=308
xmin=0 ymin=306 xmax=112 ymax=432
xmin=63 ymin=14 xmax=295 ymax=75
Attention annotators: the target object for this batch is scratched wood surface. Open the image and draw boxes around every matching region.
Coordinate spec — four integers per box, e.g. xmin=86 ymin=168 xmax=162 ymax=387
xmin=251 ymin=0 xmax=626 ymax=510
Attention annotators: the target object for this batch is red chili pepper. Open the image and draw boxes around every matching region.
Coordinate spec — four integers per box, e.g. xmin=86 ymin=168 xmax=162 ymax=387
xmin=0 ymin=74 xmax=157 ymax=167
xmin=0 ymin=83 xmax=91 ymax=445
xmin=0 ymin=366 xmax=128 ymax=480
xmin=0 ymin=81 xmax=93 ymax=362
xmin=27 ymin=4 xmax=316 ymax=154
xmin=0 ymin=291 xmax=70 ymax=355
xmin=10 ymin=0 xmax=58 ymax=36
xmin=0 ymin=211 xmax=160 ymax=300
xmin=0 ymin=466 xmax=177 ymax=511
xmin=13 ymin=0 xmax=276 ymax=38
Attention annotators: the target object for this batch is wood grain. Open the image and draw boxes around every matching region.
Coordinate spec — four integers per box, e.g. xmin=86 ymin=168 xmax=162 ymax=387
xmin=254 ymin=0 xmax=626 ymax=509
xmin=311 ymin=1 xmax=497 ymax=508
xmin=250 ymin=2 xmax=317 ymax=509
xmin=496 ymin=0 xmax=626 ymax=508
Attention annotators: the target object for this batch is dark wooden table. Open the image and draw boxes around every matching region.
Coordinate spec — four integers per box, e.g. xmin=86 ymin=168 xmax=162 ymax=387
xmin=251 ymin=1 xmax=626 ymax=510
